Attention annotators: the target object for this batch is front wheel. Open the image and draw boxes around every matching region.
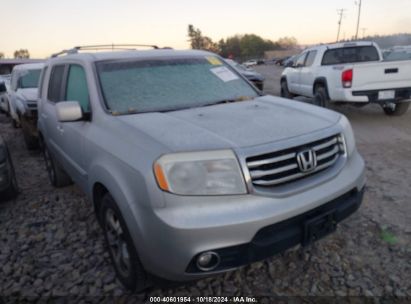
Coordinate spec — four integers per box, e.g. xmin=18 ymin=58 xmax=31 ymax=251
xmin=280 ymin=80 xmax=295 ymax=99
xmin=382 ymin=101 xmax=410 ymax=116
xmin=100 ymin=193 xmax=148 ymax=292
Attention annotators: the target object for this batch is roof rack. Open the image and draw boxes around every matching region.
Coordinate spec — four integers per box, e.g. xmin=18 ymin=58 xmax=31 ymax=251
xmin=51 ymin=44 xmax=160 ymax=58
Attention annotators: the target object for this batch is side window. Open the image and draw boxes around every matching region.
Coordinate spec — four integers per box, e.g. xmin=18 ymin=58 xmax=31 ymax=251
xmin=295 ymin=53 xmax=307 ymax=67
xmin=48 ymin=65 xmax=65 ymax=102
xmin=305 ymin=51 xmax=318 ymax=67
xmin=65 ymin=65 xmax=90 ymax=113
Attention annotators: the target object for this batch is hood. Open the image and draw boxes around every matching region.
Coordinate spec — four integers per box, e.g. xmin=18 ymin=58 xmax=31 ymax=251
xmin=15 ymin=88 xmax=38 ymax=101
xmin=117 ymin=95 xmax=341 ymax=152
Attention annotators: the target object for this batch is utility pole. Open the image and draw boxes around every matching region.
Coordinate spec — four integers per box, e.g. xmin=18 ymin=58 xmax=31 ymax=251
xmin=355 ymin=0 xmax=362 ymax=40
xmin=336 ymin=9 xmax=346 ymax=42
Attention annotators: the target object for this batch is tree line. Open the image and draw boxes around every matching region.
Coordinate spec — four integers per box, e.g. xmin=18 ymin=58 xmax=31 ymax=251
xmin=187 ymin=24 xmax=298 ymax=61
xmin=0 ymin=49 xmax=31 ymax=59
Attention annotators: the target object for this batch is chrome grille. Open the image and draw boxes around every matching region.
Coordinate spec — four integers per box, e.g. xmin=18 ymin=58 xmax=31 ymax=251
xmin=246 ymin=134 xmax=345 ymax=187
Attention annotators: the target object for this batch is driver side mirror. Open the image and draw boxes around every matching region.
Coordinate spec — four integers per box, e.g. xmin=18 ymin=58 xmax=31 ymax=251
xmin=55 ymin=101 xmax=83 ymax=122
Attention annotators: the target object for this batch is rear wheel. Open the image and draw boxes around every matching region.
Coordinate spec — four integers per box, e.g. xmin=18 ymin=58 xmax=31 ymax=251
xmin=100 ymin=193 xmax=148 ymax=292
xmin=42 ymin=143 xmax=72 ymax=187
xmin=382 ymin=101 xmax=410 ymax=116
xmin=280 ymin=80 xmax=295 ymax=99
xmin=314 ymin=86 xmax=331 ymax=108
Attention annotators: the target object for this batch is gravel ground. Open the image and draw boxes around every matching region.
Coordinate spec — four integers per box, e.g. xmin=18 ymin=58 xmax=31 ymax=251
xmin=0 ymin=65 xmax=410 ymax=300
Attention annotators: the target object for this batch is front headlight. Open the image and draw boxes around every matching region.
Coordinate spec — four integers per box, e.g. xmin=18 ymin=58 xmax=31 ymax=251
xmin=339 ymin=115 xmax=356 ymax=156
xmin=154 ymin=150 xmax=247 ymax=195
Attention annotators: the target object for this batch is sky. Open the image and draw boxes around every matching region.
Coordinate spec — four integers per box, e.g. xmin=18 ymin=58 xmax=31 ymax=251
xmin=1 ymin=0 xmax=410 ymax=58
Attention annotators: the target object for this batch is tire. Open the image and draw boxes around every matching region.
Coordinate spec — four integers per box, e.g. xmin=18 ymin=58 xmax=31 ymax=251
xmin=280 ymin=80 xmax=295 ymax=99
xmin=100 ymin=193 xmax=148 ymax=292
xmin=22 ymin=121 xmax=39 ymax=151
xmin=42 ymin=143 xmax=72 ymax=187
xmin=383 ymin=101 xmax=410 ymax=116
xmin=314 ymin=86 xmax=330 ymax=108
xmin=1 ymin=151 xmax=19 ymax=201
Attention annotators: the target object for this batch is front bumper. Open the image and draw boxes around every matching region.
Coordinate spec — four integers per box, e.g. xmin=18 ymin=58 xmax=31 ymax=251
xmin=186 ymin=187 xmax=363 ymax=273
xmin=134 ymin=150 xmax=365 ymax=281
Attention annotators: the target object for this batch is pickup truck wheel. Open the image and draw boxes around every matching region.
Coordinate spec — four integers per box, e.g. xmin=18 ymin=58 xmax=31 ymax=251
xmin=280 ymin=80 xmax=295 ymax=99
xmin=100 ymin=193 xmax=148 ymax=292
xmin=43 ymin=144 xmax=72 ymax=187
xmin=383 ymin=101 xmax=410 ymax=116
xmin=314 ymin=86 xmax=330 ymax=108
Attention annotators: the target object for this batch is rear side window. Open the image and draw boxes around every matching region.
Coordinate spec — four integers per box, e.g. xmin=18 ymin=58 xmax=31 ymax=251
xmin=65 ymin=65 xmax=90 ymax=112
xmin=305 ymin=51 xmax=318 ymax=67
xmin=322 ymin=46 xmax=380 ymax=65
xmin=47 ymin=65 xmax=65 ymax=102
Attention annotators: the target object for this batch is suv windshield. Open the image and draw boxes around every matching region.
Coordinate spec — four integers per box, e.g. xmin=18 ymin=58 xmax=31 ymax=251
xmin=96 ymin=56 xmax=258 ymax=114
xmin=18 ymin=69 xmax=41 ymax=89
xmin=321 ymin=46 xmax=380 ymax=65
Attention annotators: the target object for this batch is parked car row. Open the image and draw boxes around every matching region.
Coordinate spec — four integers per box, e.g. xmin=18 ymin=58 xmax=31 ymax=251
xmin=1 ymin=45 xmax=366 ymax=293
xmin=280 ymin=41 xmax=411 ymax=116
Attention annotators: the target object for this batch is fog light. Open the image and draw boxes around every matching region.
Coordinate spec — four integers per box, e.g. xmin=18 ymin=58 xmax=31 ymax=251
xmin=196 ymin=251 xmax=220 ymax=271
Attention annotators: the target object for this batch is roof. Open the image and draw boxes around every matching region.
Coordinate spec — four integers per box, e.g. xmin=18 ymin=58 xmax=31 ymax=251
xmin=47 ymin=49 xmax=215 ymax=63
xmin=306 ymin=41 xmax=377 ymax=52
xmin=12 ymin=62 xmax=45 ymax=71
xmin=0 ymin=59 xmax=44 ymax=64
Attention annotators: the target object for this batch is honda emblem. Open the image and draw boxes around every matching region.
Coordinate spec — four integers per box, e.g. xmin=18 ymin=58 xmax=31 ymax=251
xmin=297 ymin=149 xmax=317 ymax=173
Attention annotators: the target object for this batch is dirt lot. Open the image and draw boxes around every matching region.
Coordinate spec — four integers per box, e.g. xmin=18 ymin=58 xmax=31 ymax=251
xmin=0 ymin=65 xmax=410 ymax=300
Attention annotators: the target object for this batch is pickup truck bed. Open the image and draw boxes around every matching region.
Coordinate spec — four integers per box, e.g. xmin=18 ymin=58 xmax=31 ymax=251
xmin=281 ymin=41 xmax=411 ymax=116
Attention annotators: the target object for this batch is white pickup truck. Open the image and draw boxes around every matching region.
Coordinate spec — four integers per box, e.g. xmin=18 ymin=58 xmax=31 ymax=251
xmin=281 ymin=41 xmax=411 ymax=116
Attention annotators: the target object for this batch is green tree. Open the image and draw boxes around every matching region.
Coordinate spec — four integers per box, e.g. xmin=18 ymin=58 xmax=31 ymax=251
xmin=0 ymin=52 xmax=4 ymax=59
xmin=14 ymin=49 xmax=30 ymax=59
xmin=187 ymin=24 xmax=219 ymax=53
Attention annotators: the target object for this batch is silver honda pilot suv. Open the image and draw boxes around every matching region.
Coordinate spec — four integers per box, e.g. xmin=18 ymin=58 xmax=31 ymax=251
xmin=37 ymin=47 xmax=365 ymax=291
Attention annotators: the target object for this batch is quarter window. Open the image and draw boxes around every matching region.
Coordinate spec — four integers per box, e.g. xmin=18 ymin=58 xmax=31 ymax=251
xmin=65 ymin=65 xmax=90 ymax=112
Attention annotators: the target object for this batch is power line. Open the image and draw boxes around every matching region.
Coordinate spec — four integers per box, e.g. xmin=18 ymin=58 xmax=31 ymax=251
xmin=355 ymin=0 xmax=362 ymax=40
xmin=336 ymin=8 xmax=346 ymax=42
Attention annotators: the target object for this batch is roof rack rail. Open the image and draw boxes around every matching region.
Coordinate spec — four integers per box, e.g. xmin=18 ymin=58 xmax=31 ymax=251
xmin=51 ymin=44 xmax=160 ymax=58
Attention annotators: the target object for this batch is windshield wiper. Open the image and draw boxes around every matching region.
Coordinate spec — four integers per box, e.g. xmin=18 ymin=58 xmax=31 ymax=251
xmin=203 ymin=96 xmax=255 ymax=107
